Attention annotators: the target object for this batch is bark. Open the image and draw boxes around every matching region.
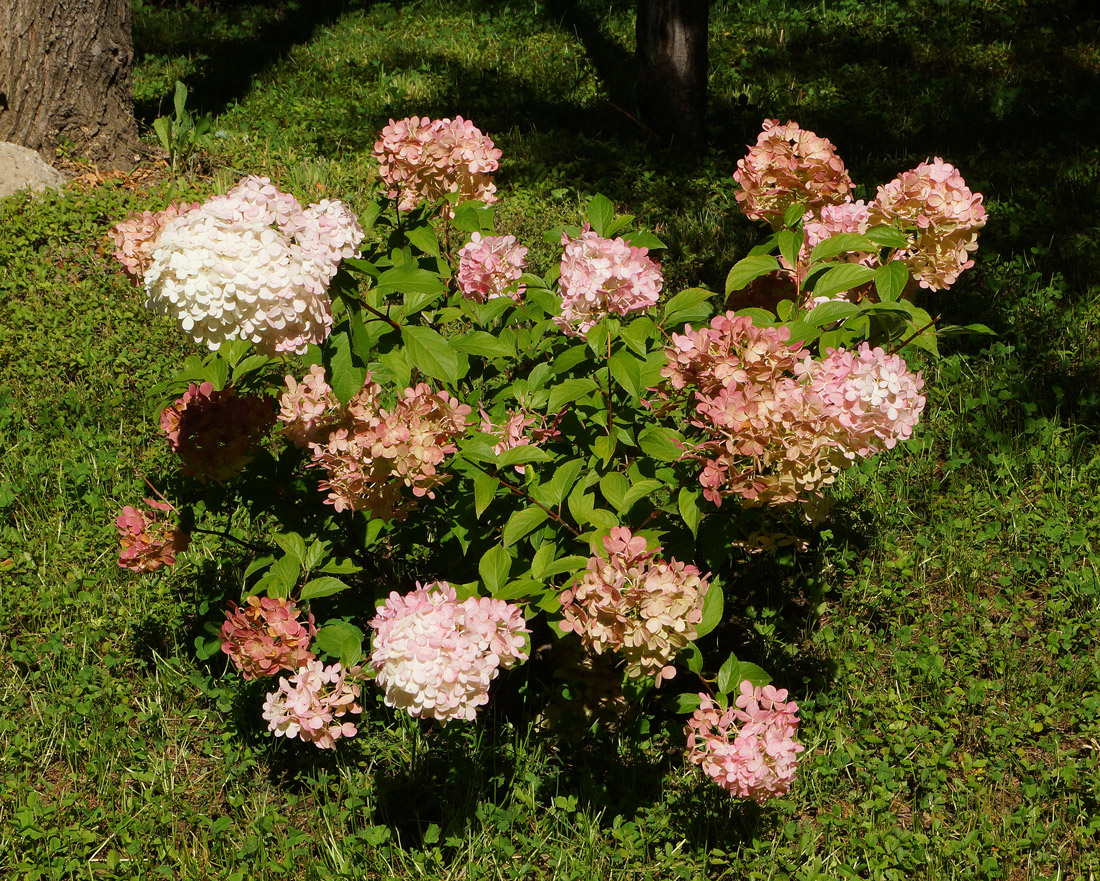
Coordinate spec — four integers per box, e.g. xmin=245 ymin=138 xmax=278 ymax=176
xmin=0 ymin=0 xmax=139 ymax=169
xmin=635 ymin=0 xmax=708 ymax=151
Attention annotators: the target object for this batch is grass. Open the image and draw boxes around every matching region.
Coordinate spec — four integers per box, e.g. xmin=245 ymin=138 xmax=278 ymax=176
xmin=2 ymin=0 xmax=1100 ymax=877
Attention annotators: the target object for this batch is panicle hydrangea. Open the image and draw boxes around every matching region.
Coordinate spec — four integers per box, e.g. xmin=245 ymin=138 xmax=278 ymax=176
xmin=802 ymin=343 xmax=926 ymax=456
xmin=869 ymin=158 xmax=987 ymax=290
xmin=143 ymin=176 xmax=364 ymax=355
xmin=369 ymin=582 xmax=529 ymax=724
xmin=262 ymin=661 xmax=363 ymax=749
xmin=279 ymin=368 xmax=471 ymax=520
xmin=559 ymin=527 xmax=710 ymax=685
xmin=555 ymin=227 xmax=663 ymax=337
xmin=116 ymin=499 xmax=190 ymax=572
xmin=160 ymin=382 xmax=274 ymax=483
xmin=109 ymin=201 xmax=201 ymax=283
xmin=456 ymin=233 xmax=527 ymax=303
xmin=734 ymin=119 xmax=853 ymax=227
xmin=220 ymin=595 xmax=317 ymax=680
xmin=372 ymin=116 xmax=502 ymax=215
xmin=686 ymin=681 xmax=804 ymax=803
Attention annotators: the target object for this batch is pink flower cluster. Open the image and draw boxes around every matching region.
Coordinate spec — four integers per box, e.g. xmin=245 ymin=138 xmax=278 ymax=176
xmin=479 ymin=408 xmax=559 ymax=474
xmin=559 ymin=527 xmax=710 ymax=685
xmin=369 ymin=582 xmax=529 ymax=724
xmin=142 ymin=176 xmax=364 ymax=355
xmin=456 ymin=233 xmax=527 ymax=303
xmin=109 ymin=201 xmax=201 ymax=283
xmin=733 ymin=119 xmax=853 ymax=227
xmin=372 ymin=116 xmax=502 ymax=215
xmin=116 ymin=499 xmax=190 ymax=572
xmin=686 ymin=682 xmax=804 ymax=803
xmin=278 ymin=367 xmax=471 ymax=520
xmin=220 ymin=596 xmax=317 ymax=680
xmin=555 ymin=227 xmax=663 ymax=337
xmin=869 ymin=158 xmax=987 ymax=290
xmin=160 ymin=382 xmax=274 ymax=483
xmin=262 ymin=660 xmax=363 ymax=749
xmin=656 ymin=314 xmax=925 ymax=506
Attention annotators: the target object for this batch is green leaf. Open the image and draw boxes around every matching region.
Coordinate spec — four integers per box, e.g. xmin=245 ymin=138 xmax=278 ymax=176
xmin=320 ymin=557 xmax=363 ymax=575
xmin=735 ymin=307 xmax=778 ymax=326
xmin=672 ymin=692 xmax=704 ymax=714
xmin=782 ymin=201 xmax=807 ymax=227
xmin=472 ymin=470 xmax=498 ymax=518
xmin=542 ymin=458 xmax=584 ymax=506
xmin=662 ymin=287 xmax=717 ymax=327
xmin=551 ymin=344 xmax=591 ymax=375
xmin=805 ymin=300 xmax=861 ymax=328
xmin=329 ymin=334 xmax=367 ymax=406
xmin=314 ymin=621 xmax=364 ymax=668
xmin=492 ymin=577 xmax=543 ymax=601
xmin=300 ymin=576 xmax=352 ymax=600
xmin=811 ymin=264 xmax=876 ymax=299
xmin=677 ymin=487 xmax=703 ymax=537
xmin=537 ymin=555 xmax=589 ymax=580
xmin=874 ymin=260 xmax=909 ymax=303
xmin=450 ymin=331 xmax=514 ymax=359
xmin=622 ymin=479 xmax=663 ymax=511
xmin=593 ymin=433 xmax=616 ymax=464
xmin=268 ymin=554 xmax=301 ymax=598
xmin=586 ymin=194 xmax=615 ymax=237
xmin=599 ymin=472 xmax=630 ymax=512
xmin=808 ymin=233 xmax=876 ymax=264
xmin=452 ymin=200 xmax=496 ymax=234
xmin=777 ymin=230 xmax=804 ymax=270
xmin=173 ymin=80 xmax=188 ymax=120
xmin=547 ymin=378 xmax=598 ymax=412
xmin=479 ymin=545 xmax=512 ymax=594
xmin=405 ymin=223 xmax=440 ymax=257
xmin=153 ymin=116 xmax=171 ymax=152
xmin=376 ymin=347 xmax=411 ymax=391
xmin=244 ymin=554 xmax=275 ymax=581
xmin=696 ymin=581 xmax=724 ymax=639
xmin=530 ymin=544 xmax=557 ymax=580
xmin=620 ymin=316 xmax=655 ymax=357
xmin=737 ymin=663 xmax=773 ymax=689
xmin=725 ymin=256 xmax=780 ymax=295
xmin=680 ymin=642 xmax=703 ymax=675
xmin=496 ymin=446 xmax=553 ymax=468
xmin=567 ymin=484 xmax=596 ymax=525
xmin=608 ymin=350 xmax=643 ymax=401
xmin=503 ymin=506 xmax=549 ymax=547
xmin=376 ymin=264 xmax=447 ymax=300
xmin=401 ymin=325 xmax=460 ymax=386
xmin=638 ymin=426 xmax=686 ymax=462
xmin=865 ymin=226 xmax=912 ymax=249
xmin=717 ymin=652 xmax=739 ymax=694
xmin=622 ymin=230 xmax=666 ymax=250
xmin=273 ymin=532 xmax=306 ymax=566
xmin=584 ymin=508 xmax=619 ymax=529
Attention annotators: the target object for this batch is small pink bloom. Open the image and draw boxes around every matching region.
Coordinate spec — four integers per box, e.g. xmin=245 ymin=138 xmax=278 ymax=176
xmin=456 ymin=233 xmax=527 ymax=303
xmin=220 ymin=596 xmax=317 ymax=680
xmin=262 ymin=661 xmax=363 ymax=749
xmin=116 ymin=499 xmax=189 ymax=572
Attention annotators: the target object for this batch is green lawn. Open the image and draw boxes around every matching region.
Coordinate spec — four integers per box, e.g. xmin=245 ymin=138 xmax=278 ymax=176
xmin=2 ymin=0 xmax=1099 ymax=877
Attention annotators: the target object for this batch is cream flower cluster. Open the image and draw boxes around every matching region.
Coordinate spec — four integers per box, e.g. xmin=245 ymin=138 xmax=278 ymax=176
xmin=733 ymin=119 xmax=853 ymax=227
xmin=142 ymin=176 xmax=364 ymax=355
xmin=655 ymin=314 xmax=925 ymax=506
xmin=456 ymin=233 xmax=527 ymax=303
xmin=278 ymin=367 xmax=471 ymax=520
xmin=686 ymin=682 xmax=804 ymax=803
xmin=559 ymin=527 xmax=710 ymax=685
xmin=160 ymin=382 xmax=274 ymax=483
xmin=220 ymin=596 xmax=317 ymax=681
xmin=555 ymin=227 xmax=663 ymax=337
xmin=109 ymin=201 xmax=201 ymax=283
xmin=369 ymin=582 xmax=529 ymax=724
xmin=372 ymin=116 xmax=502 ymax=214
xmin=262 ymin=661 xmax=363 ymax=749
xmin=869 ymin=158 xmax=987 ymax=290
xmin=116 ymin=499 xmax=190 ymax=572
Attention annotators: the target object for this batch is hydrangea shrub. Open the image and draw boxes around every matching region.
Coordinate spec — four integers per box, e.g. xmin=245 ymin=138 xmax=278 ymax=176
xmin=109 ymin=117 xmax=986 ymax=805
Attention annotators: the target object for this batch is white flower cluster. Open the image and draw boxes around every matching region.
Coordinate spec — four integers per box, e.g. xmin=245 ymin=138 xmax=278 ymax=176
xmin=143 ymin=176 xmax=364 ymax=355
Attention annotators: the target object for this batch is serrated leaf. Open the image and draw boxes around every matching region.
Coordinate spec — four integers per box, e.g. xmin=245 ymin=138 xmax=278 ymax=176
xmin=622 ymin=230 xmax=666 ymax=250
xmin=548 ymin=378 xmax=598 ymax=412
xmin=734 ymin=307 xmax=778 ymax=326
xmin=329 ymin=335 xmax=367 ymax=406
xmin=244 ymin=554 xmax=275 ymax=581
xmin=496 ymin=445 xmax=553 ymax=468
xmin=585 ymin=508 xmax=619 ymax=529
xmin=599 ymin=472 xmax=630 ymax=512
xmin=451 ymin=331 xmax=514 ymax=359
xmin=622 ymin=479 xmax=663 ymax=511
xmin=662 ymin=287 xmax=717 ymax=327
xmin=672 ymin=692 xmax=704 ymax=714
xmin=473 ymin=470 xmax=499 ymax=518
xmin=451 ymin=200 xmax=496 ymax=234
xmin=696 ymin=581 xmax=724 ymax=639
xmin=593 ymin=433 xmax=616 ymax=464
xmin=538 ymin=555 xmax=589 ymax=579
xmin=736 ymin=662 xmax=773 ymax=689
xmin=586 ymin=194 xmax=615 ymax=237
xmin=808 ymin=233 xmax=876 ymax=264
xmin=778 ymin=230 xmax=804 ymax=269
xmin=677 ymin=487 xmax=703 ymax=537
xmin=874 ymin=260 xmax=909 ymax=303
xmin=620 ymin=316 xmax=655 ymax=357
xmin=503 ymin=506 xmax=549 ymax=546
xmin=376 ymin=347 xmax=411 ymax=391
xmin=865 ymin=226 xmax=912 ymax=249
xmin=376 ymin=264 xmax=447 ymax=298
xmin=782 ymin=201 xmax=807 ymax=227
xmin=479 ymin=545 xmax=512 ymax=594
xmin=717 ymin=652 xmax=740 ymax=694
xmin=638 ymin=426 xmax=686 ymax=462
xmin=530 ymin=543 xmax=557 ymax=580
xmin=300 ymin=576 xmax=351 ymax=600
xmin=551 ymin=344 xmax=590 ymax=375
xmin=543 ymin=458 xmax=584 ymax=506
xmin=314 ymin=621 xmax=364 ymax=668
xmin=405 ymin=223 xmax=440 ymax=257
xmin=320 ymin=557 xmax=362 ymax=575
xmin=805 ymin=300 xmax=861 ymax=327
xmin=268 ymin=553 xmax=301 ymax=597
xmin=401 ymin=325 xmax=460 ymax=386
xmin=812 ymin=264 xmax=876 ymax=299
xmin=567 ymin=485 xmax=595 ymax=525
xmin=608 ymin=350 xmax=643 ymax=401
xmin=492 ymin=577 xmax=542 ymax=601
xmin=273 ymin=532 xmax=306 ymax=566
xmin=725 ymin=256 xmax=779 ymax=295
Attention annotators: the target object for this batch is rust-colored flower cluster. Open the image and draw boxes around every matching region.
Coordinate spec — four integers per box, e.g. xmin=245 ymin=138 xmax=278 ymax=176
xmin=278 ymin=367 xmax=471 ymax=520
xmin=116 ymin=499 xmax=190 ymax=572
xmin=220 ymin=595 xmax=318 ymax=680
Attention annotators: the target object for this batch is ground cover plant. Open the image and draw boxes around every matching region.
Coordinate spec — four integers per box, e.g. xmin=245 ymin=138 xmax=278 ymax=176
xmin=2 ymin=0 xmax=1100 ymax=878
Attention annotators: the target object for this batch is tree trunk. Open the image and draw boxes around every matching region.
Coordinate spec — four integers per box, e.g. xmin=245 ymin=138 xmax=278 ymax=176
xmin=0 ymin=0 xmax=139 ymax=169
xmin=635 ymin=0 xmax=708 ymax=152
